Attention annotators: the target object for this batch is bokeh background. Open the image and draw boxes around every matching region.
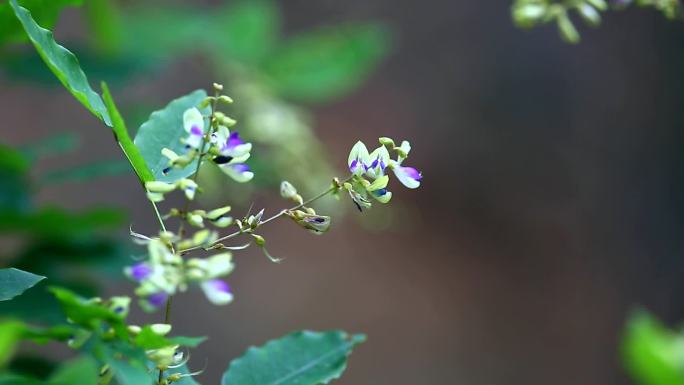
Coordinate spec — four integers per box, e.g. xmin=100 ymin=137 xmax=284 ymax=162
xmin=3 ymin=1 xmax=684 ymax=384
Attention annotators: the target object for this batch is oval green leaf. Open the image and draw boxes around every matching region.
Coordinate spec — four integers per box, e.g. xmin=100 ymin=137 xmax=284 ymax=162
xmin=221 ymin=330 xmax=365 ymax=385
xmin=133 ymin=90 xmax=209 ymax=182
xmin=0 ymin=268 xmax=45 ymax=301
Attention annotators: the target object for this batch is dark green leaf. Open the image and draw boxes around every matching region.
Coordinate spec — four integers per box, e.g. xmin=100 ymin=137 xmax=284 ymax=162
xmin=102 ymin=82 xmax=155 ymax=183
xmin=0 ymin=144 xmax=30 ymax=212
xmin=263 ymin=24 xmax=390 ymax=103
xmin=623 ymin=309 xmax=684 ymax=385
xmin=0 ymin=0 xmax=82 ymax=46
xmin=48 ymin=356 xmax=98 ymax=385
xmin=134 ymin=326 xmax=206 ymax=350
xmin=133 ymin=90 xmax=209 ymax=182
xmin=49 ymin=287 xmax=125 ymax=336
xmin=9 ymin=0 xmax=111 ymax=126
xmin=221 ymin=330 xmax=365 ymax=385
xmin=0 ymin=268 xmax=45 ymax=301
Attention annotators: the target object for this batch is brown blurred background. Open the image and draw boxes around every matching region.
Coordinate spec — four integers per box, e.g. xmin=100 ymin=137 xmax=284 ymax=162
xmin=4 ymin=1 xmax=684 ymax=384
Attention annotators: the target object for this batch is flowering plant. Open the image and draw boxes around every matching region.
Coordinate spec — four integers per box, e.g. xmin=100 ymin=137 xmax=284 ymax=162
xmin=0 ymin=1 xmax=422 ymax=384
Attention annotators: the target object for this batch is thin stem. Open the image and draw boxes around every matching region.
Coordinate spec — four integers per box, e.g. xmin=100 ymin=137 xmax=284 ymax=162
xmin=179 ymin=175 xmax=353 ymax=254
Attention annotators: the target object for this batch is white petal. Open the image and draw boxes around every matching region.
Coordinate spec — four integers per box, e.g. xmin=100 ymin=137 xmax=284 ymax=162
xmin=183 ymin=108 xmax=204 ymax=134
xmin=392 ymin=166 xmax=421 ymax=189
xmin=348 ymin=141 xmax=370 ymax=173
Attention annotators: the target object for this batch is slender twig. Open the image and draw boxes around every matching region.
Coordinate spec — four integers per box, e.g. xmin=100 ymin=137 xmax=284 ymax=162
xmin=179 ymin=175 xmax=352 ymax=254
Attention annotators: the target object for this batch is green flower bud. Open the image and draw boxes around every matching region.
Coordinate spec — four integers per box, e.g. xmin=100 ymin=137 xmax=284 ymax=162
xmin=252 ymin=234 xmax=265 ymax=246
xmin=213 ymin=216 xmax=234 ymax=228
xmin=147 ymin=345 xmax=179 ymax=368
xmin=146 ymin=181 xmax=177 ymax=193
xmin=221 ymin=116 xmax=237 ymax=127
xmin=557 ymin=11 xmax=580 ymax=43
xmin=188 ymin=212 xmax=205 ymax=228
xmin=127 ymin=325 xmax=142 ymax=335
xmin=585 ymin=0 xmax=607 ymax=11
xmin=146 ymin=191 xmax=165 ymax=203
xmin=379 ymin=137 xmax=396 ymax=148
xmin=280 ymin=181 xmax=298 ymax=199
xmin=288 ymin=210 xmax=331 ymax=234
xmin=218 ymin=95 xmax=234 ymax=104
xmin=167 ymin=373 xmax=182 ymax=382
xmin=213 ymin=82 xmax=224 ymax=91
xmin=577 ymin=3 xmax=601 ymax=26
xmin=150 ymin=323 xmax=172 ymax=336
xmin=206 ymin=206 xmax=231 ymax=220
xmin=512 ymin=2 xmax=547 ymax=28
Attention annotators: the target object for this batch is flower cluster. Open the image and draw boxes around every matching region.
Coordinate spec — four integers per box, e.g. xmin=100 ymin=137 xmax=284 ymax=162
xmin=124 ymin=231 xmax=234 ymax=310
xmin=344 ymin=137 xmax=422 ymax=210
xmin=161 ymin=90 xmax=254 ymax=183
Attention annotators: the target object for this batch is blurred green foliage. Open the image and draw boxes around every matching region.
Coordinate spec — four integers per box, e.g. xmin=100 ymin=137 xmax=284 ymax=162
xmin=512 ymin=0 xmax=681 ymax=43
xmin=0 ymin=0 xmax=391 ymax=202
xmin=623 ymin=310 xmax=684 ymax=385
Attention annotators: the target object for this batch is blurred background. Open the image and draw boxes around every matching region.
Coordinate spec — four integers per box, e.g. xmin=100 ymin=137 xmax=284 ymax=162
xmin=3 ymin=1 xmax=684 ymax=384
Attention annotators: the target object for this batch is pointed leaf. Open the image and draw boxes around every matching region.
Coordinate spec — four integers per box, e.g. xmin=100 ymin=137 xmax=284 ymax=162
xmin=9 ymin=0 xmax=111 ymax=126
xmin=134 ymin=90 xmax=209 ymax=182
xmin=221 ymin=330 xmax=365 ymax=385
xmin=102 ymin=82 xmax=155 ymax=183
xmin=0 ymin=268 xmax=45 ymax=301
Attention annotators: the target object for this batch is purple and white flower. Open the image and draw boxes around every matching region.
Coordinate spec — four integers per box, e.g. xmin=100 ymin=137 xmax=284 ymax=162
xmin=183 ymin=108 xmax=206 ymax=149
xmin=210 ymin=126 xmax=254 ymax=183
xmin=200 ymin=279 xmax=233 ymax=305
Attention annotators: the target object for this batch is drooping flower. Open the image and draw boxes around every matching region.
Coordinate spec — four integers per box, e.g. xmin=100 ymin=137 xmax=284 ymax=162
xmin=388 ymin=140 xmax=422 ymax=189
xmin=210 ymin=125 xmax=254 ymax=183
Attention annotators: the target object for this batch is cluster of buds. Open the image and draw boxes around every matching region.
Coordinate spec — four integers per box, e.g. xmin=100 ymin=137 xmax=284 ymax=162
xmin=344 ymin=137 xmax=422 ymax=211
xmin=165 ymin=205 xmax=233 ymax=229
xmin=124 ymin=230 xmax=234 ymax=309
xmin=161 ymin=83 xmax=254 ymax=183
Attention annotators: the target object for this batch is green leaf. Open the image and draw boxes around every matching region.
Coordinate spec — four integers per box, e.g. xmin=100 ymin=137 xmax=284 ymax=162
xmin=133 ymin=90 xmax=209 ymax=182
xmin=262 ymin=24 xmax=390 ymax=103
xmin=216 ymin=0 xmax=279 ymax=64
xmin=0 ymin=0 xmax=82 ymax=46
xmin=622 ymin=309 xmax=684 ymax=385
xmin=221 ymin=330 xmax=365 ymax=385
xmin=0 ymin=144 xmax=31 ymax=212
xmin=9 ymin=0 xmax=111 ymax=126
xmin=102 ymin=82 xmax=155 ymax=183
xmin=0 ymin=320 xmax=27 ymax=366
xmin=134 ymin=326 xmax=206 ymax=350
xmin=49 ymin=287 xmax=125 ymax=336
xmin=0 ymin=268 xmax=45 ymax=301
xmin=48 ymin=356 xmax=98 ymax=385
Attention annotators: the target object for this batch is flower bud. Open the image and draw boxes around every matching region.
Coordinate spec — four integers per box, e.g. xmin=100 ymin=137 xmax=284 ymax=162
xmin=127 ymin=325 xmax=142 ymax=335
xmin=577 ymin=3 xmax=601 ymax=26
xmin=280 ymin=181 xmax=298 ymax=199
xmin=167 ymin=374 xmax=182 ymax=382
xmin=512 ymin=2 xmax=547 ymax=28
xmin=288 ymin=210 xmax=331 ymax=234
xmin=147 ymin=345 xmax=179 ymax=368
xmin=206 ymin=206 xmax=231 ymax=220
xmin=379 ymin=137 xmax=395 ymax=148
xmin=252 ymin=234 xmax=265 ymax=246
xmin=146 ymin=181 xmax=177 ymax=193
xmin=188 ymin=212 xmax=205 ymax=228
xmin=557 ymin=11 xmax=580 ymax=43
xmin=150 ymin=323 xmax=172 ymax=336
xmin=213 ymin=82 xmax=224 ymax=91
xmin=213 ymin=216 xmax=234 ymax=228
xmin=219 ymin=95 xmax=234 ymax=104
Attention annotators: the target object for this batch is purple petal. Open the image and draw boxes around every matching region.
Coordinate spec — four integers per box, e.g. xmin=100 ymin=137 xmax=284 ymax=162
xmin=372 ymin=188 xmax=388 ymax=197
xmin=232 ymin=163 xmax=250 ymax=173
xmin=190 ymin=125 xmax=203 ymax=136
xmin=128 ymin=263 xmax=152 ymax=281
xmin=379 ymin=160 xmax=386 ymax=170
xmin=147 ymin=292 xmax=168 ymax=307
xmin=349 ymin=159 xmax=358 ymax=172
xmin=400 ymin=166 xmax=422 ymax=181
xmin=370 ymin=158 xmax=379 ymax=169
xmin=208 ymin=279 xmax=231 ymax=294
xmin=224 ymin=131 xmax=245 ymax=150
